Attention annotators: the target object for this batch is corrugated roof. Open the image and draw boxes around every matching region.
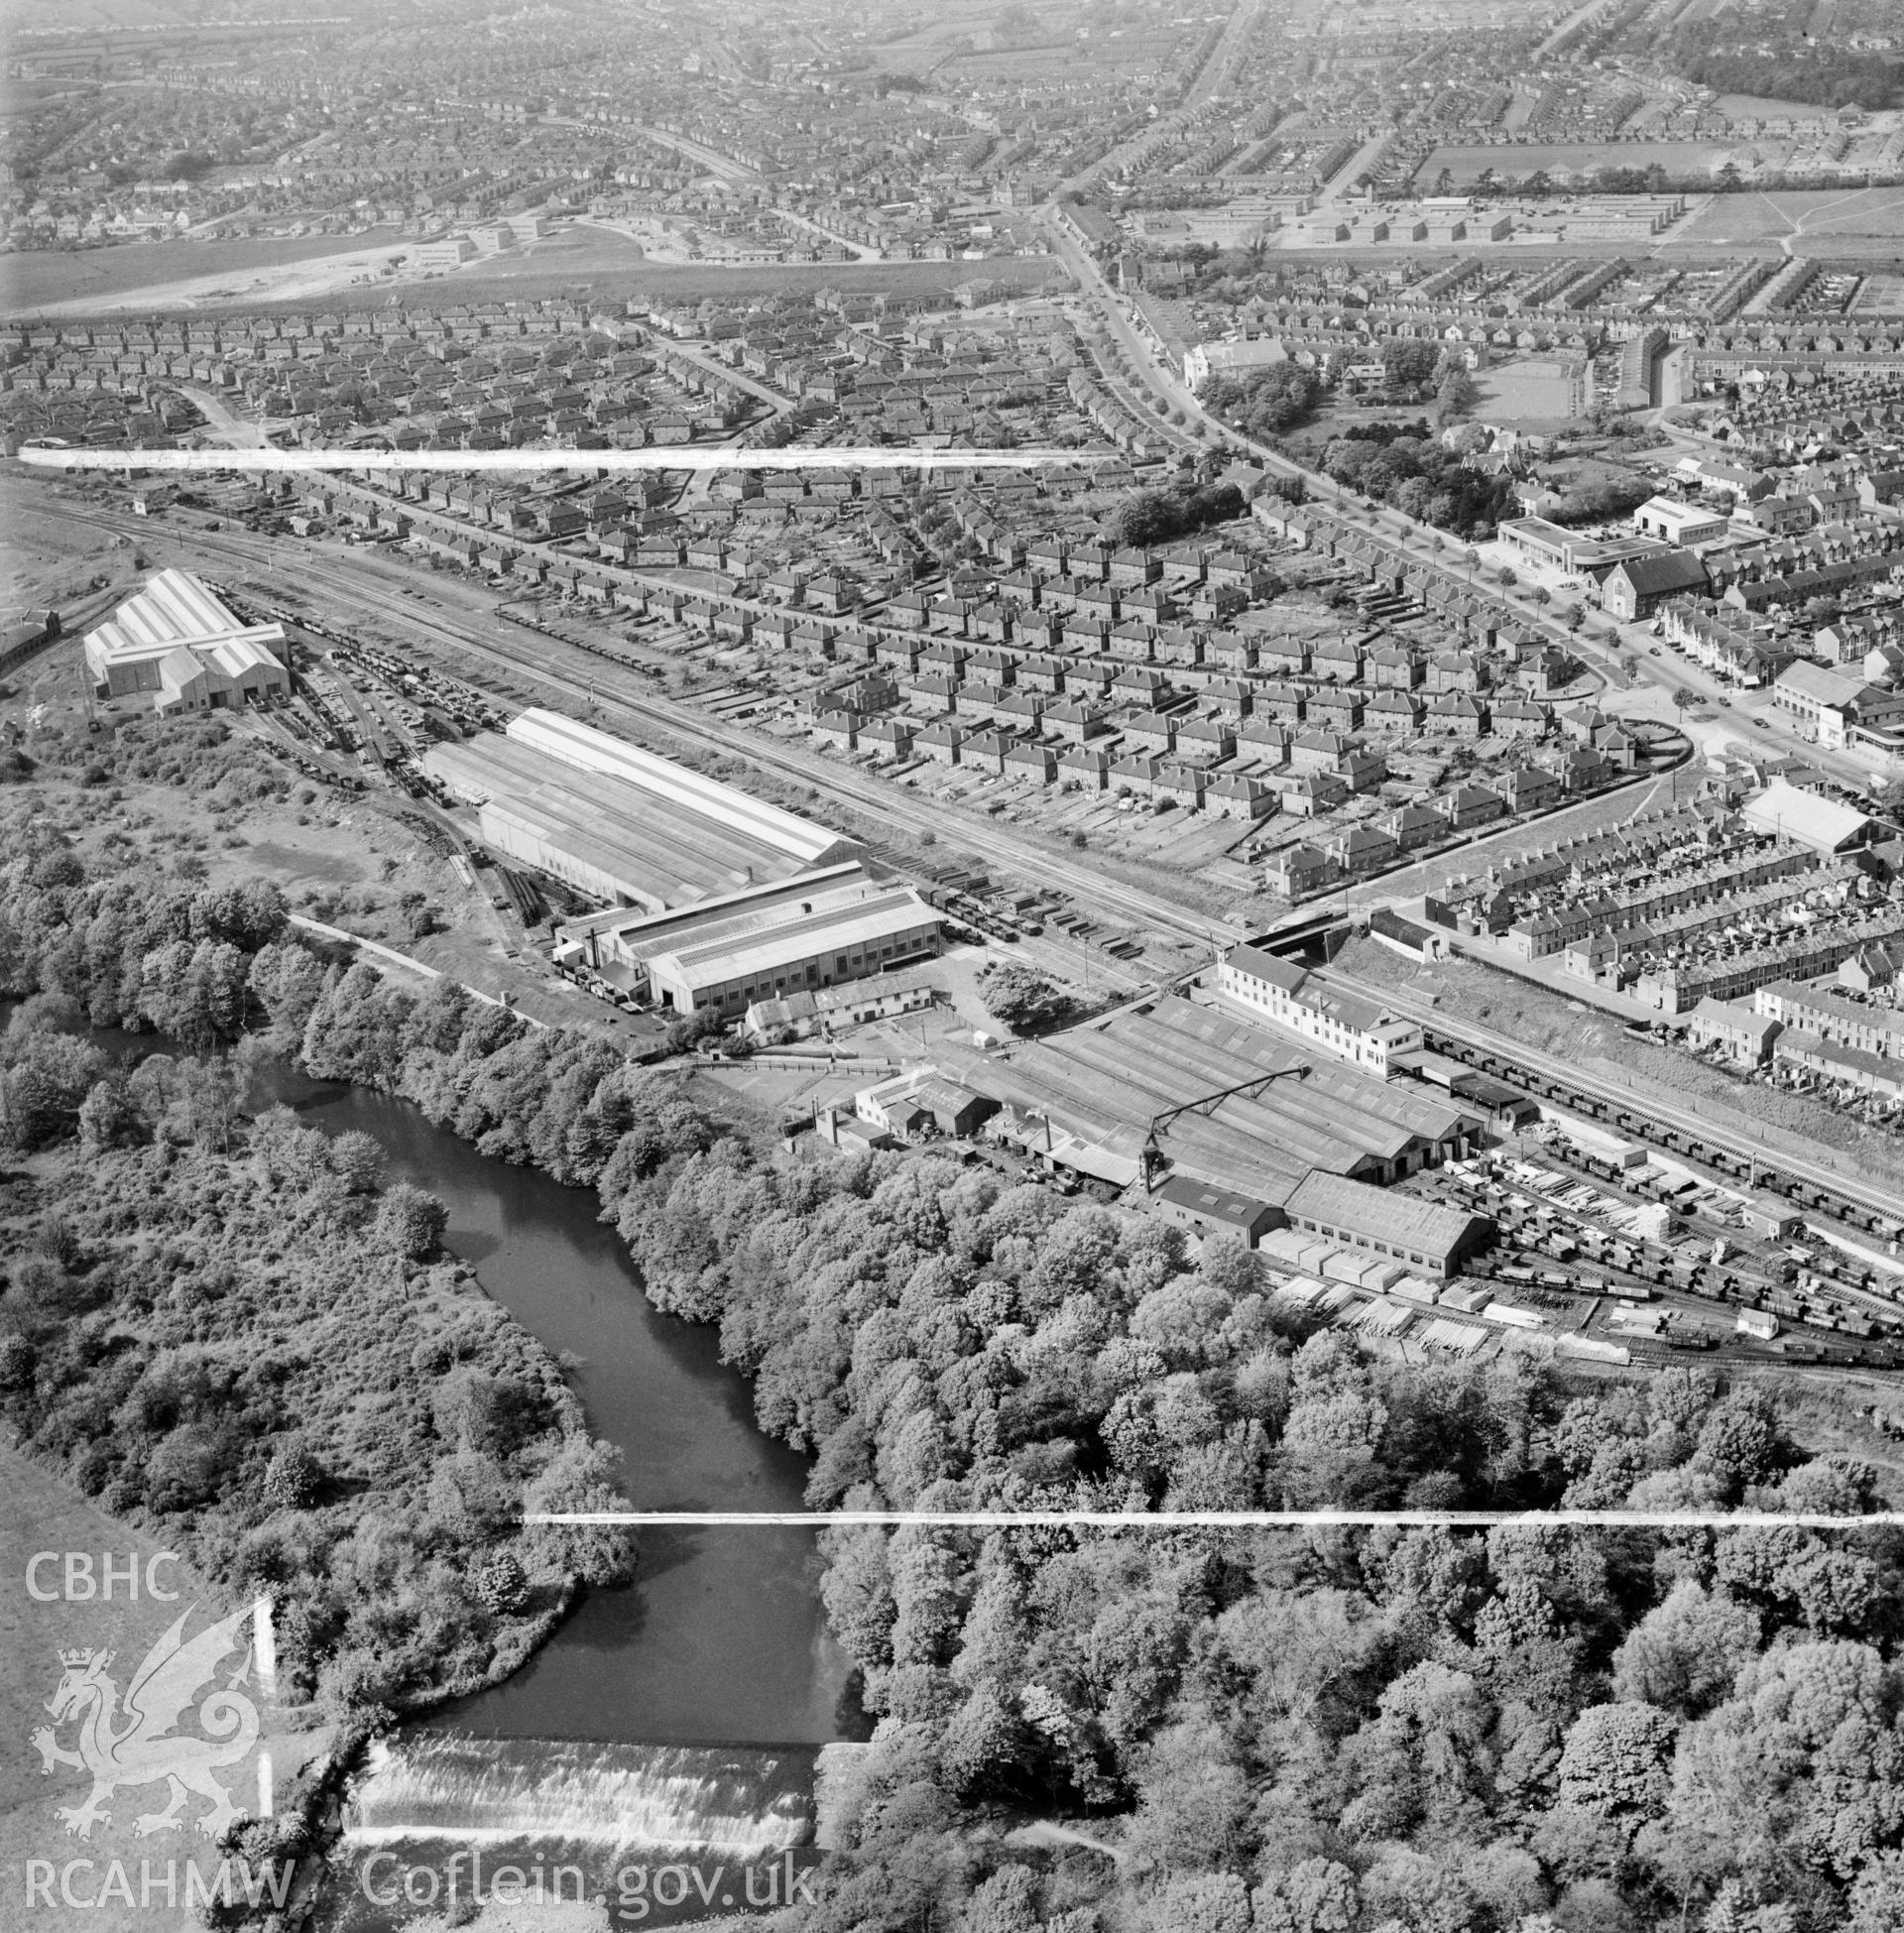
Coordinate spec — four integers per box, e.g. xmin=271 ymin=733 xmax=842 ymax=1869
xmin=427 ymin=734 xmax=836 ymax=908
xmin=662 ymin=890 xmax=936 ymax=988
xmin=508 ymin=709 xmax=854 ymax=866
xmin=86 ymin=567 xmax=286 ymax=667
xmin=1740 ymin=780 xmax=1871 ymax=853
xmin=1283 ymin=1170 xmax=1482 ymax=1261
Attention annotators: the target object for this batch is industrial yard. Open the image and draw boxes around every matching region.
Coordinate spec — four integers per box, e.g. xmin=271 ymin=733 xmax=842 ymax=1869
xmin=32 ymin=451 xmax=1904 ymax=1401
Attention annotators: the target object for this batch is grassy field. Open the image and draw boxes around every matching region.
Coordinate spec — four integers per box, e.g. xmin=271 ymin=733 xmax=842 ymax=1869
xmin=1673 ymin=186 xmax=1904 ymax=250
xmin=0 ymin=229 xmax=406 ymax=317
xmin=0 ymin=1441 xmax=328 ymax=1933
xmin=1715 ymin=94 xmax=1843 ymax=122
xmin=2 ymin=233 xmax=1066 ymax=322
xmin=1416 ymin=142 xmax=1734 ymax=185
xmin=1472 ymin=357 xmax=1587 ymax=429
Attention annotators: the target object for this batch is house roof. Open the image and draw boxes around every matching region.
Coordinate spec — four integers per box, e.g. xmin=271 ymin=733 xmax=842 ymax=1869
xmin=1775 ymin=660 xmax=1865 ymax=708
xmin=1156 ymin=1173 xmax=1274 ymax=1227
xmin=1609 ymin=551 xmax=1711 ymax=596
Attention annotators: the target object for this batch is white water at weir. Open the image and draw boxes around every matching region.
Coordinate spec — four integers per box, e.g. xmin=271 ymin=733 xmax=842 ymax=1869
xmin=346 ymin=1737 xmax=817 ymax=1855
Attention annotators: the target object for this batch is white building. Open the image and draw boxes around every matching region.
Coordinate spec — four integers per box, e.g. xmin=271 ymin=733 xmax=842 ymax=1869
xmin=1739 ymin=778 xmax=1873 ymax=854
xmin=554 ymin=864 xmax=942 ymax=1017
xmin=1183 ymin=337 xmax=1288 ymax=394
xmin=83 ymin=569 xmax=290 ymax=714
xmin=1216 ymin=943 xmax=1424 ymax=1078
xmin=1631 ymin=496 xmax=1729 ymax=547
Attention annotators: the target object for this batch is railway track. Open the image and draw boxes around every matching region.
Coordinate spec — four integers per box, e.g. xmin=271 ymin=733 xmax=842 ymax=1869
xmin=40 ymin=496 xmax=1904 ymax=1244
xmin=48 ymin=501 xmax=1229 ymax=950
xmin=1313 ymin=962 xmax=1904 ymax=1239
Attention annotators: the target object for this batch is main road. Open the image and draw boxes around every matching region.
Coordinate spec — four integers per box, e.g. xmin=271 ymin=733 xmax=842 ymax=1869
xmin=1033 ymin=193 xmax=1902 ymax=800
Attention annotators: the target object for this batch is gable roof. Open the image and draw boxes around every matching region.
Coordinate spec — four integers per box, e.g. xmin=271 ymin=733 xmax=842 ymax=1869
xmin=1609 ymin=551 xmax=1710 ymax=596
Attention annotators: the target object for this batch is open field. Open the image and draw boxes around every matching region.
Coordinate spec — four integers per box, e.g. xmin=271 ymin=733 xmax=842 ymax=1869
xmin=2 ymin=227 xmax=1065 ymax=320
xmin=1415 ymin=141 xmax=1735 ymax=185
xmin=1716 ymin=94 xmax=1846 ymax=123
xmin=1473 ymin=356 xmax=1587 ymax=428
xmin=1672 ymin=185 xmax=1904 ymax=250
xmin=0 ymin=227 xmax=407 ymax=318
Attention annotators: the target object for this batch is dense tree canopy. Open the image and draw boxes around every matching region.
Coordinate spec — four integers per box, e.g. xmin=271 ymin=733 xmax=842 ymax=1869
xmin=979 ymin=964 xmax=1076 ymax=1035
xmin=1202 ymin=362 xmax=1325 ymax=440
xmin=0 ymin=820 xmax=1897 ymax=1930
xmin=1312 ymin=419 xmax=1516 ymax=538
xmin=1108 ymin=479 xmax=1247 ymax=549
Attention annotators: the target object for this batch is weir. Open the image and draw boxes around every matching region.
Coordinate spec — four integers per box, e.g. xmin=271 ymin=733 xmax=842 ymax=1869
xmin=345 ymin=1735 xmax=822 ymax=1854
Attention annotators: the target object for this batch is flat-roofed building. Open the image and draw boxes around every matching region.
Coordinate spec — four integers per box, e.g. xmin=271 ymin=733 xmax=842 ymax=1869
xmin=555 ymin=864 xmax=942 ymax=1017
xmin=83 ymin=567 xmax=290 ymax=714
xmin=1632 ymin=496 xmax=1729 ymax=547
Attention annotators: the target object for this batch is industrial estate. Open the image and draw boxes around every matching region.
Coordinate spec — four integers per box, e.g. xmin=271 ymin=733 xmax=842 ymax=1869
xmin=9 ymin=2 xmax=1904 ymax=1929
xmin=15 ymin=0 xmax=1904 ymax=1380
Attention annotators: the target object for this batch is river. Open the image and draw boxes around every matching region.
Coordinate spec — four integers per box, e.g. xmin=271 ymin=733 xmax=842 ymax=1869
xmin=263 ymin=1064 xmax=863 ymax=1749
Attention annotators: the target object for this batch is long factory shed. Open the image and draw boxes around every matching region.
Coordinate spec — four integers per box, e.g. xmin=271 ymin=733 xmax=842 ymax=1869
xmin=423 ymin=707 xmax=862 ymax=912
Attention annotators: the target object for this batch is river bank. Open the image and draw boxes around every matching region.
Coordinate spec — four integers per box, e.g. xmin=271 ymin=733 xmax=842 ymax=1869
xmin=263 ymin=1065 xmax=861 ymax=1751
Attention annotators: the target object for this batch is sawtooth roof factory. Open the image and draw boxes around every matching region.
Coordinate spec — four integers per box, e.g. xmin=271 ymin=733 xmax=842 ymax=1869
xmin=83 ymin=567 xmax=290 ymax=714
xmin=423 ymin=708 xmax=863 ymax=913
xmin=935 ymin=989 xmax=1485 ymax=1275
xmin=937 ymin=992 xmax=1490 ymax=1277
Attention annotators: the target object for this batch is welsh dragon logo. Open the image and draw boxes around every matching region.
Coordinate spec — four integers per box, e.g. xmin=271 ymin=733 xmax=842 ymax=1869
xmin=32 ymin=1603 xmax=260 ymax=1841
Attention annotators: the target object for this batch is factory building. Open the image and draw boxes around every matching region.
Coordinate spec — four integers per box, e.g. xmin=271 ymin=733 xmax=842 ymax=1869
xmin=1152 ymin=1175 xmax=1280 ymax=1250
xmin=423 ymin=709 xmax=861 ymax=912
xmin=1738 ymin=780 xmax=1873 ymax=856
xmin=1279 ymin=1170 xmax=1486 ymax=1281
xmin=83 ymin=568 xmax=289 ymax=713
xmin=553 ymin=864 xmax=942 ymax=1016
xmin=942 ymin=994 xmax=1479 ymax=1201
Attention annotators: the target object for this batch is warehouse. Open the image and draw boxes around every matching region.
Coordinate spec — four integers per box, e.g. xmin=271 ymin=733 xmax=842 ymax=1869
xmin=83 ymin=568 xmax=289 ymax=713
xmin=1739 ymin=780 xmax=1873 ymax=856
xmin=554 ymin=864 xmax=942 ymax=1015
xmin=424 ymin=710 xmax=861 ymax=912
xmin=942 ymin=995 xmax=1480 ymax=1201
xmin=1280 ymin=1169 xmax=1487 ymax=1280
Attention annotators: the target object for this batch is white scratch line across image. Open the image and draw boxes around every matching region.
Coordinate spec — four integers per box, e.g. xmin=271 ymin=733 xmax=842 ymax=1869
xmin=527 ymin=1510 xmax=1903 ymax=1529
xmin=17 ymin=445 xmax=1111 ymax=473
